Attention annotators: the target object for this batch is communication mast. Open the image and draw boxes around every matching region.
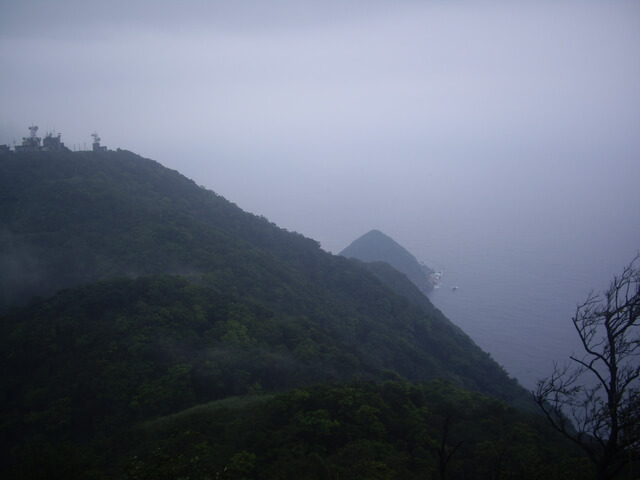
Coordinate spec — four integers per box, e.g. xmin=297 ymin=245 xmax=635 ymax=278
xmin=14 ymin=125 xmax=41 ymax=152
xmin=29 ymin=125 xmax=39 ymax=140
xmin=92 ymin=132 xmax=107 ymax=152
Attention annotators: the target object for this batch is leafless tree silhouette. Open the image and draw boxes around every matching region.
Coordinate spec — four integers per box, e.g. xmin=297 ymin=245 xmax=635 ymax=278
xmin=535 ymin=254 xmax=640 ymax=480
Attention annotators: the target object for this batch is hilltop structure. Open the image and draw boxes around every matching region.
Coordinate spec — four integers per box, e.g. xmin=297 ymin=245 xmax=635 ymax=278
xmin=42 ymin=132 xmax=64 ymax=151
xmin=13 ymin=125 xmax=67 ymax=153
xmin=2 ymin=126 xmax=108 ymax=154
xmin=14 ymin=125 xmax=42 ymax=153
xmin=92 ymin=132 xmax=107 ymax=152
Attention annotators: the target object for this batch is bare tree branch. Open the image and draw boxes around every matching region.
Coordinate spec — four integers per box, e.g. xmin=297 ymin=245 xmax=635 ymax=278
xmin=534 ymin=254 xmax=640 ymax=480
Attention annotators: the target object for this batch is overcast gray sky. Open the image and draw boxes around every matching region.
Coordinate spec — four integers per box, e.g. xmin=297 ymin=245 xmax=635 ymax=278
xmin=2 ymin=0 xmax=639 ymax=254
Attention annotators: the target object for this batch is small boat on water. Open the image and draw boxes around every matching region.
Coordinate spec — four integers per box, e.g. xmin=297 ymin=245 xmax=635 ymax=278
xmin=451 ymin=285 xmax=459 ymax=291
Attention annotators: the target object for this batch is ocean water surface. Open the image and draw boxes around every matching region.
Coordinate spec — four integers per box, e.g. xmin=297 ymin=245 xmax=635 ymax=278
xmin=421 ymin=235 xmax=638 ymax=391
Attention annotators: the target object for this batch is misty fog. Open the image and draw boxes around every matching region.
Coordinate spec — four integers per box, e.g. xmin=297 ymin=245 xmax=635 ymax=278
xmin=2 ymin=0 xmax=639 ymax=386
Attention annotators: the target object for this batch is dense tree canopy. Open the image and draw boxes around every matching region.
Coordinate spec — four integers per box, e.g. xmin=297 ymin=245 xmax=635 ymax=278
xmin=0 ymin=150 xmax=529 ymax=404
xmin=0 ymin=150 xmax=601 ymax=478
xmin=5 ymin=379 xmax=592 ymax=480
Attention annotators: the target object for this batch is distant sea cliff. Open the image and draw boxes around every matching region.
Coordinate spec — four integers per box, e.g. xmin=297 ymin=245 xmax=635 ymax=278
xmin=340 ymin=229 xmax=436 ymax=293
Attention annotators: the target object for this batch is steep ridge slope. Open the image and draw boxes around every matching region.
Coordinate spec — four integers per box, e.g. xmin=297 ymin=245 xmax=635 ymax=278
xmin=340 ymin=229 xmax=435 ymax=292
xmin=0 ymin=149 xmax=320 ymax=311
xmin=0 ymin=150 xmax=527 ymax=399
xmin=0 ymin=149 xmax=533 ymax=474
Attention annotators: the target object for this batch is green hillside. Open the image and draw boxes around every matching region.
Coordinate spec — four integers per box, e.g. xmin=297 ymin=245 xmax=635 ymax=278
xmin=340 ymin=229 xmax=435 ymax=292
xmin=0 ymin=150 xmax=520 ymax=398
xmin=116 ymin=381 xmax=588 ymax=480
xmin=0 ymin=149 xmax=320 ymax=311
xmin=0 ymin=150 xmax=589 ymax=478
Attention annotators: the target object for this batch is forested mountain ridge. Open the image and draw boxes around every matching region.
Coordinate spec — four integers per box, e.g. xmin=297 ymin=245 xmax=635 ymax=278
xmin=0 ymin=149 xmax=320 ymax=311
xmin=0 ymin=149 xmax=579 ymax=478
xmin=0 ymin=149 xmax=528 ymax=397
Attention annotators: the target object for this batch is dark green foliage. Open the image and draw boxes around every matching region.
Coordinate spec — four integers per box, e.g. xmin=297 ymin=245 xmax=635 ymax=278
xmin=0 ymin=150 xmax=528 ymax=403
xmin=0 ymin=150 xmax=589 ymax=478
xmin=0 ymin=149 xmax=320 ymax=311
xmin=1 ymin=271 xmax=532 ymax=463
xmin=121 ymin=381 xmax=590 ymax=480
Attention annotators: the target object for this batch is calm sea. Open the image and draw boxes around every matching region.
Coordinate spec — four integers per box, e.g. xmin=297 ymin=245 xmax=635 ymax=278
xmin=420 ymin=235 xmax=638 ymax=391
